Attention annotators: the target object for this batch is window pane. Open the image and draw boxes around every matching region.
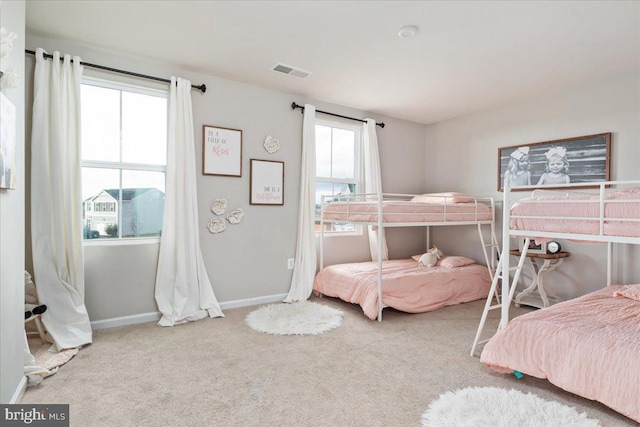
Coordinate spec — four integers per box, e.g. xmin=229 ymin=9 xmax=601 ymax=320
xmin=315 ymin=125 xmax=332 ymax=177
xmin=82 ymin=167 xmax=120 ymax=240
xmin=332 ymin=128 xmax=355 ymax=179
xmin=122 ymin=92 xmax=167 ymax=165
xmin=81 ymin=85 xmax=121 ymax=162
xmin=121 ymin=170 xmax=165 ymax=238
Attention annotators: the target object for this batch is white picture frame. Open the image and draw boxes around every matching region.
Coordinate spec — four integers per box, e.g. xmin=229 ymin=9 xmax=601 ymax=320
xmin=202 ymin=125 xmax=242 ymax=177
xmin=250 ymin=159 xmax=284 ymax=206
xmin=518 ymin=238 xmax=547 ymax=254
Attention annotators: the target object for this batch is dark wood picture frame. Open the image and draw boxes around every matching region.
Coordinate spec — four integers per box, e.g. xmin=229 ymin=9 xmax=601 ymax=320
xmin=202 ymin=125 xmax=242 ymax=177
xmin=249 ymin=159 xmax=284 ymax=205
xmin=497 ymin=132 xmax=611 ymax=191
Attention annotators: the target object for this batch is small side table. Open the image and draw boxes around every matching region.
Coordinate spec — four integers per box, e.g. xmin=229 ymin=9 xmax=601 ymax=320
xmin=510 ymin=250 xmax=570 ymax=309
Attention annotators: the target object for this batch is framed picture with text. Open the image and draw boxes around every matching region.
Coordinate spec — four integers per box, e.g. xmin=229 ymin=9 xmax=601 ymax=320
xmin=202 ymin=125 xmax=242 ymax=177
xmin=250 ymin=159 xmax=284 ymax=205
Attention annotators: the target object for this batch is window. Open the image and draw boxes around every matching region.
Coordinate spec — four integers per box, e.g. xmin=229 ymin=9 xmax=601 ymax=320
xmin=315 ymin=119 xmax=362 ymax=235
xmin=81 ymin=78 xmax=168 ymax=241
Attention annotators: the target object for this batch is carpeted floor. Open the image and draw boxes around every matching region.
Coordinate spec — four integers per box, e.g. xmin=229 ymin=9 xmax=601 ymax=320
xmin=20 ymin=296 xmax=636 ymax=427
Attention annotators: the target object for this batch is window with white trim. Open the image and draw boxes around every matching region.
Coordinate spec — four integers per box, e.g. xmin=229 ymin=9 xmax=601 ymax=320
xmin=315 ymin=119 xmax=362 ymax=235
xmin=81 ymin=78 xmax=168 ymax=241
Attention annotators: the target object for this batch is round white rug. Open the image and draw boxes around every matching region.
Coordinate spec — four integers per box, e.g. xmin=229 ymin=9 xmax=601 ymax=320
xmin=421 ymin=387 xmax=600 ymax=427
xmin=246 ymin=301 xmax=343 ymax=335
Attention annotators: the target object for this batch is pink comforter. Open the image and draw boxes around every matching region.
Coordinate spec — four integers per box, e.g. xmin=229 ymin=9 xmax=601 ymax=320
xmin=481 ymin=285 xmax=640 ymax=422
xmin=510 ymin=187 xmax=640 ymax=238
xmin=313 ymin=259 xmax=491 ymax=320
xmin=322 ymin=201 xmax=492 ymax=223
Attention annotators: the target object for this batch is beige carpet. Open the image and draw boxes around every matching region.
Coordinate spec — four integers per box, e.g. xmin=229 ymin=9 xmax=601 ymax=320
xmin=21 ymin=296 xmax=635 ymax=427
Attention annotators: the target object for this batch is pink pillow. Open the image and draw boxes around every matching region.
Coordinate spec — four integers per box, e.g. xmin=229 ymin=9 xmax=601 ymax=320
xmin=410 ymin=192 xmax=474 ymax=204
xmin=613 ymin=285 xmax=640 ymax=301
xmin=438 ymin=255 xmax=475 ymax=268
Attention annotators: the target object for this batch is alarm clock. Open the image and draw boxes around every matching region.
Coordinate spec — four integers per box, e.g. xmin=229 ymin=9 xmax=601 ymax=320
xmin=547 ymin=241 xmax=562 ymax=254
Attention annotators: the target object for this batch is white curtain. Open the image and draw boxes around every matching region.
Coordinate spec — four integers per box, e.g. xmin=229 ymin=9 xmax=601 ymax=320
xmin=363 ymin=119 xmax=388 ymax=261
xmin=155 ymin=77 xmax=223 ymax=326
xmin=284 ymin=104 xmax=317 ymax=302
xmin=31 ymin=48 xmax=92 ymax=350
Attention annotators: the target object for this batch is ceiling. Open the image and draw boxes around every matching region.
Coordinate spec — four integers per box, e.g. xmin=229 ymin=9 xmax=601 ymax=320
xmin=25 ymin=1 xmax=640 ymax=125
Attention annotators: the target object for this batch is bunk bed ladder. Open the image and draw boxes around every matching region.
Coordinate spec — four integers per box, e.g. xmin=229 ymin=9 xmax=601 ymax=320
xmin=470 ymin=245 xmax=529 ymax=357
xmin=477 ymin=224 xmax=501 ymax=303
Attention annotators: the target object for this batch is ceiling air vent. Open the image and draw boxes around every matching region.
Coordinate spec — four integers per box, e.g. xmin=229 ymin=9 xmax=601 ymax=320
xmin=272 ymin=63 xmax=312 ymax=79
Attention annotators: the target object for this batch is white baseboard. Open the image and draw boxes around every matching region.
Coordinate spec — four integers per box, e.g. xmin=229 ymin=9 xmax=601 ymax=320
xmin=90 ymin=293 xmax=288 ymax=330
xmin=219 ymin=293 xmax=288 ymax=310
xmin=10 ymin=376 xmax=27 ymax=403
xmin=91 ymin=312 xmax=161 ymax=330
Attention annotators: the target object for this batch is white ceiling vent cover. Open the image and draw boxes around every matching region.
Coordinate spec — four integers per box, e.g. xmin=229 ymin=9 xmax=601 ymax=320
xmin=272 ymin=63 xmax=312 ymax=79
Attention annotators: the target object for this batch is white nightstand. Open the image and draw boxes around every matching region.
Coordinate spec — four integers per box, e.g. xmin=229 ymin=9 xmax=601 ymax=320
xmin=510 ymin=250 xmax=570 ymax=309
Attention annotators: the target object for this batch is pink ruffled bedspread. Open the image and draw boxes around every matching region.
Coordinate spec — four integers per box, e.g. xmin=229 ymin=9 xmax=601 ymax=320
xmin=313 ymin=259 xmax=491 ymax=320
xmin=322 ymin=201 xmax=492 ymax=223
xmin=481 ymin=285 xmax=640 ymax=422
xmin=510 ymin=187 xmax=640 ymax=237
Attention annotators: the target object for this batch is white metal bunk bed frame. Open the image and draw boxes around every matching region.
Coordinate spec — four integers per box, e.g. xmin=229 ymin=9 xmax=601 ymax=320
xmin=471 ymin=179 xmax=640 ymax=356
xmin=319 ymin=192 xmax=499 ymax=321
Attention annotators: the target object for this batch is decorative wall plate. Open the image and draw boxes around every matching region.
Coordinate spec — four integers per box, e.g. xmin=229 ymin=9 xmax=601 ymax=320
xmin=207 ymin=218 xmax=226 ymax=234
xmin=263 ymin=135 xmax=280 ymax=154
xmin=211 ymin=199 xmax=227 ymax=215
xmin=226 ymin=208 xmax=245 ymax=224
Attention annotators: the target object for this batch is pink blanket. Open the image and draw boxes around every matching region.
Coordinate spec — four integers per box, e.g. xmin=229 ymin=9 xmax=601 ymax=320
xmin=510 ymin=187 xmax=640 ymax=238
xmin=313 ymin=259 xmax=491 ymax=320
xmin=481 ymin=285 xmax=640 ymax=422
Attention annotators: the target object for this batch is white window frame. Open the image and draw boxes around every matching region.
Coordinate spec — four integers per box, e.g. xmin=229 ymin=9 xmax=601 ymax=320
xmin=81 ymin=77 xmax=168 ymax=246
xmin=315 ymin=117 xmax=363 ymax=237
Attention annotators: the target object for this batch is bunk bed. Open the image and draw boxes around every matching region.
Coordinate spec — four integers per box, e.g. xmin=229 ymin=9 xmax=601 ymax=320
xmin=476 ymin=180 xmax=640 ymax=423
xmin=314 ymin=192 xmax=498 ymax=321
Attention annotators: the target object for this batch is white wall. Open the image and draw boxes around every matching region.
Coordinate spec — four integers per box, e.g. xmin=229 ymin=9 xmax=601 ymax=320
xmin=424 ymin=72 xmax=640 ymax=299
xmin=0 ymin=0 xmax=26 ymax=403
xmin=24 ymin=35 xmax=427 ymax=321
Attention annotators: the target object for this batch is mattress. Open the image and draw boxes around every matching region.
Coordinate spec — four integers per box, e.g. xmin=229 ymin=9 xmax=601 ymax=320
xmin=480 ymin=285 xmax=640 ymax=422
xmin=313 ymin=259 xmax=491 ymax=320
xmin=322 ymin=201 xmax=493 ymax=223
xmin=509 ymin=187 xmax=640 ymax=238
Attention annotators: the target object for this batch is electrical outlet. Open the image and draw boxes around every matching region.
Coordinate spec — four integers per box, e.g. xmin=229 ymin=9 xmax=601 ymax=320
xmin=287 ymin=258 xmax=295 ymax=270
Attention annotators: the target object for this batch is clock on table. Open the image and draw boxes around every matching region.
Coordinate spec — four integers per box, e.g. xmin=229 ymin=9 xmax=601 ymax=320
xmin=547 ymin=241 xmax=562 ymax=254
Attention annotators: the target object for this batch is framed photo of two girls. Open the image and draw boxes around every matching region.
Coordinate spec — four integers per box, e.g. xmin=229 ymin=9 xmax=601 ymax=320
xmin=497 ymin=132 xmax=611 ymax=191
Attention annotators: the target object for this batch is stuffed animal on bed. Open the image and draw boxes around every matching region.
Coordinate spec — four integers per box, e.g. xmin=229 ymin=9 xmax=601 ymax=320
xmin=418 ymin=246 xmax=443 ymax=267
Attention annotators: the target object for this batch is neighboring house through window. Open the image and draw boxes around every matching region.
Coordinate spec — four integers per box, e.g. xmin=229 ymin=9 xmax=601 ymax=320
xmin=315 ymin=118 xmax=362 ymax=235
xmin=81 ymin=78 xmax=168 ymax=240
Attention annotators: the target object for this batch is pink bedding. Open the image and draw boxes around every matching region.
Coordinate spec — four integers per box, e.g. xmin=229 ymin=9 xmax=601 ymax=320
xmin=510 ymin=187 xmax=640 ymax=238
xmin=481 ymin=285 xmax=640 ymax=422
xmin=313 ymin=259 xmax=491 ymax=320
xmin=322 ymin=201 xmax=493 ymax=223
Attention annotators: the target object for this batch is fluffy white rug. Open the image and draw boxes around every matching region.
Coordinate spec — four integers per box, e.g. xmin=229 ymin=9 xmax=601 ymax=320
xmin=246 ymin=301 xmax=343 ymax=335
xmin=421 ymin=387 xmax=600 ymax=427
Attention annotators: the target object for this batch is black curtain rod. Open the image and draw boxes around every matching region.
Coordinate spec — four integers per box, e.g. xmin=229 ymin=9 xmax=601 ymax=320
xmin=291 ymin=102 xmax=385 ymax=128
xmin=25 ymin=49 xmax=206 ymax=93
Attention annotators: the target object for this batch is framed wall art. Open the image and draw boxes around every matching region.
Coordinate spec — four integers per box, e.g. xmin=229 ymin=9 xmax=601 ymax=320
xmin=202 ymin=125 xmax=242 ymax=177
xmin=497 ymin=133 xmax=611 ymax=191
xmin=250 ymin=159 xmax=284 ymax=205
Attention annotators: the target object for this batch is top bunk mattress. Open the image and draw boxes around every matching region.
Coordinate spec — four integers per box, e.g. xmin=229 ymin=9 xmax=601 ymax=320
xmin=509 ymin=187 xmax=640 ymax=238
xmin=322 ymin=198 xmax=493 ymax=224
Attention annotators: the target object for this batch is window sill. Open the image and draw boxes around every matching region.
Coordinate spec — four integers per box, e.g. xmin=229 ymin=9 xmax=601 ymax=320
xmin=83 ymin=237 xmax=161 ymax=247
